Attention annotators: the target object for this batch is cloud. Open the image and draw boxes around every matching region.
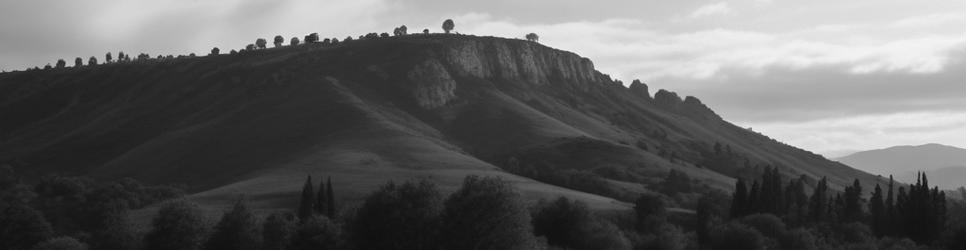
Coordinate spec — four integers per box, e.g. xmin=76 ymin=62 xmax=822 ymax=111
xmin=891 ymin=12 xmax=965 ymax=29
xmin=688 ymin=3 xmax=734 ymax=19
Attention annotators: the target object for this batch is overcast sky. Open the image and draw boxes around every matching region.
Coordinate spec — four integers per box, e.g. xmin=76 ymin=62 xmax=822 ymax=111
xmin=2 ymin=0 xmax=965 ymax=156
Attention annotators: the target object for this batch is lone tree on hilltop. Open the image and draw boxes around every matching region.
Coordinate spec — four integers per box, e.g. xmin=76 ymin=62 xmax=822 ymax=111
xmin=55 ymin=59 xmax=66 ymax=68
xmin=256 ymin=38 xmax=267 ymax=49
xmin=442 ymin=19 xmax=455 ymax=34
xmin=394 ymin=25 xmax=408 ymax=36
xmin=423 ymin=28 xmax=429 ymax=34
xmin=106 ymin=52 xmax=113 ymax=63
xmin=526 ymin=33 xmax=539 ymax=42
xmin=290 ymin=37 xmax=300 ymax=46
xmin=210 ymin=47 xmax=220 ymax=56
xmin=274 ymin=35 xmax=284 ymax=47
xmin=89 ymin=56 xmax=98 ymax=66
xmin=74 ymin=57 xmax=83 ymax=67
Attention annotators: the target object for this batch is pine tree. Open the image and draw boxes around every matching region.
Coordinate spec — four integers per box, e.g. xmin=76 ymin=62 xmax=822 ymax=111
xmin=842 ymin=179 xmax=863 ymax=223
xmin=298 ymin=176 xmax=315 ymax=221
xmin=326 ymin=177 xmax=335 ymax=218
xmin=748 ymin=180 xmax=761 ymax=214
xmin=869 ymin=184 xmax=884 ymax=236
xmin=884 ymin=175 xmax=895 ymax=236
xmin=315 ymin=176 xmax=327 ymax=216
xmin=808 ymin=177 xmax=829 ymax=223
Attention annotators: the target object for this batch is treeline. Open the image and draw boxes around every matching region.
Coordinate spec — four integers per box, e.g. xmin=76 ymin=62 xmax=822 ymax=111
xmin=10 ymin=18 xmax=544 ymax=73
xmin=81 ymin=174 xmax=697 ymax=250
xmin=0 ymin=165 xmax=184 ymax=250
xmin=723 ymin=166 xmax=956 ymax=248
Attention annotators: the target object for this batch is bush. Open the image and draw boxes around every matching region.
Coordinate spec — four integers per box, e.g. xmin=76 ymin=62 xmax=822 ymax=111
xmin=31 ymin=236 xmax=87 ymax=250
xmin=349 ymin=179 xmax=442 ymax=250
xmin=144 ymin=200 xmax=209 ymax=250
xmin=784 ymin=228 xmax=818 ymax=250
xmin=205 ymin=200 xmax=260 ymax=250
xmin=710 ymin=222 xmax=766 ymax=250
xmin=290 ymin=216 xmax=342 ymax=250
xmin=0 ymin=202 xmax=53 ymax=250
xmin=634 ymin=193 xmax=667 ymax=233
xmin=261 ymin=212 xmax=297 ymax=250
xmin=439 ymin=176 xmax=538 ymax=250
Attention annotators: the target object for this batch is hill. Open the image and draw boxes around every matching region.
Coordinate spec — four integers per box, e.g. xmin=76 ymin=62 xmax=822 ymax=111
xmin=837 ymin=143 xmax=966 ymax=189
xmin=0 ymin=34 xmax=888 ymax=210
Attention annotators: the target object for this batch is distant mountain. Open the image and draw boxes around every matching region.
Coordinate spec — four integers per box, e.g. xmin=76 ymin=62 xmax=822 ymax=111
xmin=837 ymin=143 xmax=966 ymax=189
xmin=0 ymin=35 xmax=887 ymax=210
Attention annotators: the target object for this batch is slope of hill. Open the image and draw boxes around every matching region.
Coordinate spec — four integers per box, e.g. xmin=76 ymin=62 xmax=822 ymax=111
xmin=837 ymin=143 xmax=966 ymax=189
xmin=0 ymin=34 xmax=887 ymax=210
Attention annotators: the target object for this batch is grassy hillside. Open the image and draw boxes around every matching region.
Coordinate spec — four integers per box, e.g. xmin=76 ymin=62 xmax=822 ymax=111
xmin=0 ymin=34 xmax=888 ymax=211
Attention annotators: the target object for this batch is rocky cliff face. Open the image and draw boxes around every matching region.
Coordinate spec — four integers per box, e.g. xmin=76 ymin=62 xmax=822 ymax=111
xmin=629 ymin=79 xmax=650 ymax=99
xmin=403 ymin=38 xmax=608 ymax=109
xmin=654 ymin=89 xmax=721 ymax=121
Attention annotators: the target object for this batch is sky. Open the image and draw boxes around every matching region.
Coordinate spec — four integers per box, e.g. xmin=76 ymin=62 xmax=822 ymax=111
xmin=1 ymin=0 xmax=965 ymax=157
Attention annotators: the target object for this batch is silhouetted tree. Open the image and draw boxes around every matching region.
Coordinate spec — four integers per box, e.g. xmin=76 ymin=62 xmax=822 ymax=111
xmin=697 ymin=192 xmax=729 ymax=247
xmin=273 ymin=35 xmax=284 ymax=47
xmin=305 ymin=33 xmax=319 ymax=43
xmin=423 ymin=29 xmax=429 ymax=34
xmin=298 ymin=176 xmax=315 ymax=221
xmin=841 ymin=179 xmax=863 ymax=223
xmin=325 ymin=177 xmax=335 ymax=218
xmin=55 ymin=59 xmax=66 ymax=69
xmin=869 ymin=183 xmax=885 ymax=236
xmin=439 ymin=176 xmax=537 ymax=250
xmin=105 ymin=52 xmax=113 ymax=63
xmin=349 ymin=179 xmax=442 ymax=250
xmin=144 ymin=200 xmax=208 ymax=250
xmin=525 ymin=33 xmax=539 ymax=42
xmin=118 ymin=52 xmax=126 ymax=62
xmin=808 ymin=177 xmax=829 ymax=223
xmin=731 ymin=178 xmax=748 ymax=218
xmin=313 ymin=178 xmax=326 ymax=216
xmin=262 ymin=212 xmax=296 ymax=250
xmin=290 ymin=37 xmax=300 ymax=46
xmin=442 ymin=19 xmax=455 ymax=34
xmin=245 ymin=44 xmax=256 ymax=51
xmin=44 ymin=64 xmax=52 ymax=70
xmin=210 ymin=47 xmax=220 ymax=56
xmin=90 ymin=212 xmax=139 ymax=250
xmin=256 ymin=38 xmax=267 ymax=49
xmin=74 ymin=57 xmax=83 ymax=67
xmin=394 ymin=25 xmax=408 ymax=36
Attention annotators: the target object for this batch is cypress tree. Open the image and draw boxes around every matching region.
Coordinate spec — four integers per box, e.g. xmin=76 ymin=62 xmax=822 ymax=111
xmin=731 ymin=179 xmax=748 ymax=218
xmin=326 ymin=177 xmax=336 ymax=218
xmin=298 ymin=176 xmax=315 ymax=221
xmin=884 ymin=175 xmax=895 ymax=236
xmin=748 ymin=180 xmax=761 ymax=214
xmin=842 ymin=179 xmax=863 ymax=223
xmin=315 ymin=177 xmax=327 ymax=216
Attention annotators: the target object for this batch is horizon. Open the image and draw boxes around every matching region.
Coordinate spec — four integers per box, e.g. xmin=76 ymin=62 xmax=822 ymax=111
xmin=3 ymin=0 xmax=966 ymax=156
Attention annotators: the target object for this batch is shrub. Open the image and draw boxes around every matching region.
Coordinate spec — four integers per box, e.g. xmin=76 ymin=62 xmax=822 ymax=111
xmin=634 ymin=193 xmax=667 ymax=233
xmin=349 ymin=179 xmax=442 ymax=250
xmin=289 ymin=216 xmax=342 ymax=250
xmin=0 ymin=202 xmax=53 ymax=250
xmin=30 ymin=236 xmax=87 ymax=250
xmin=439 ymin=176 xmax=538 ymax=250
xmin=144 ymin=200 xmax=208 ymax=250
xmin=710 ymin=222 xmax=766 ymax=250
xmin=262 ymin=212 xmax=296 ymax=250
xmin=205 ymin=200 xmax=260 ymax=250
